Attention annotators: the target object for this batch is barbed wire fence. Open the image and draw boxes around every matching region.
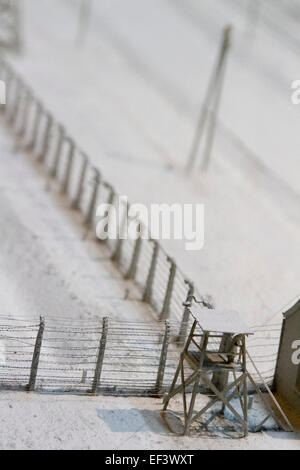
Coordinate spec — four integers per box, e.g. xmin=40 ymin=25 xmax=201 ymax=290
xmin=0 ymin=315 xmax=282 ymax=395
xmin=0 ymin=315 xmax=185 ymax=396
xmin=0 ymin=54 xmax=206 ymax=341
xmin=0 ymin=55 xmax=283 ymax=394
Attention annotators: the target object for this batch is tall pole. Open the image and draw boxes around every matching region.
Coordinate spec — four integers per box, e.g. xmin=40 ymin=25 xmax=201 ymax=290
xmin=186 ymin=25 xmax=232 ymax=172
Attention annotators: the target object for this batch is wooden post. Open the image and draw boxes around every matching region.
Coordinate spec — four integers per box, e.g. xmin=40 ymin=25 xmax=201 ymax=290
xmin=187 ymin=25 xmax=232 ymax=171
xmin=143 ymin=240 xmax=159 ymax=303
xmin=125 ymin=224 xmax=143 ymax=280
xmin=96 ymin=183 xmax=116 ymax=243
xmin=72 ymin=152 xmax=88 ymax=210
xmin=27 ymin=99 xmax=43 ymax=152
xmin=61 ymin=137 xmax=75 ymax=195
xmin=92 ymin=317 xmax=108 ymax=395
xmin=11 ymin=79 xmax=24 ymax=132
xmin=111 ymin=199 xmax=128 ymax=263
xmin=155 ymin=320 xmax=170 ymax=396
xmin=9 ymin=75 xmax=22 ymax=125
xmin=177 ymin=280 xmax=194 ymax=344
xmin=27 ymin=316 xmax=45 ymax=392
xmin=160 ymin=257 xmax=176 ymax=320
xmin=18 ymin=87 xmax=32 ymax=141
xmin=184 ymin=374 xmax=201 ymax=435
xmin=50 ymin=124 xmax=65 ymax=178
xmin=84 ymin=167 xmax=101 ymax=227
xmin=37 ymin=111 xmax=53 ymax=163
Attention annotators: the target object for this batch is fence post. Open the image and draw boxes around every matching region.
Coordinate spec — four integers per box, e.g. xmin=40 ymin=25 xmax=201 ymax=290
xmin=111 ymin=200 xmax=128 ymax=263
xmin=143 ymin=240 xmax=159 ymax=303
xmin=11 ymin=80 xmax=24 ymax=133
xmin=97 ymin=183 xmax=116 ymax=243
xmin=125 ymin=224 xmax=142 ymax=280
xmin=92 ymin=317 xmax=109 ymax=395
xmin=72 ymin=152 xmax=88 ymax=210
xmin=27 ymin=316 xmax=45 ymax=392
xmin=155 ymin=320 xmax=170 ymax=396
xmin=27 ymin=99 xmax=43 ymax=152
xmin=177 ymin=280 xmax=194 ymax=344
xmin=160 ymin=257 xmax=177 ymax=320
xmin=9 ymin=75 xmax=22 ymax=125
xmin=37 ymin=111 xmax=53 ymax=163
xmin=17 ymin=87 xmax=32 ymax=141
xmin=186 ymin=25 xmax=232 ymax=171
xmin=84 ymin=167 xmax=101 ymax=227
xmin=50 ymin=123 xmax=65 ymax=178
xmin=61 ymin=137 xmax=75 ymax=195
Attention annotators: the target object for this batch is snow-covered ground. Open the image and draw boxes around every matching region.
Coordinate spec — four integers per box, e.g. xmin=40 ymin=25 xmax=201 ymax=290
xmin=1 ymin=109 xmax=298 ymax=450
xmin=7 ymin=0 xmax=300 ymax=324
xmin=0 ymin=125 xmax=153 ymax=322
xmin=1 ymin=391 xmax=299 ymax=450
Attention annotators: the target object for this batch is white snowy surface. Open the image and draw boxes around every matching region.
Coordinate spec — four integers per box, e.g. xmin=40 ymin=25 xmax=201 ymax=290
xmin=7 ymin=0 xmax=300 ymax=325
xmin=0 ymin=391 xmax=299 ymax=450
xmin=0 ymin=126 xmax=154 ymax=323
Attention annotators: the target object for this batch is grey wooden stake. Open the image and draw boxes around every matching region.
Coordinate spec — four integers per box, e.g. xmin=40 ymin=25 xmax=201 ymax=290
xmin=111 ymin=200 xmax=128 ymax=263
xmin=125 ymin=224 xmax=143 ymax=280
xmin=27 ymin=99 xmax=43 ymax=152
xmin=27 ymin=316 xmax=45 ymax=392
xmin=9 ymin=75 xmax=22 ymax=125
xmin=18 ymin=87 xmax=32 ymax=140
xmin=160 ymin=257 xmax=177 ymax=320
xmin=38 ymin=111 xmax=53 ymax=163
xmin=92 ymin=317 xmax=108 ymax=395
xmin=84 ymin=167 xmax=101 ymax=227
xmin=143 ymin=240 xmax=159 ymax=303
xmin=155 ymin=320 xmax=170 ymax=396
xmin=97 ymin=183 xmax=115 ymax=242
xmin=50 ymin=124 xmax=65 ymax=178
xmin=72 ymin=152 xmax=88 ymax=210
xmin=187 ymin=25 xmax=232 ymax=171
xmin=201 ymin=37 xmax=230 ymax=172
xmin=61 ymin=137 xmax=75 ymax=195
xmin=12 ymin=80 xmax=24 ymax=133
xmin=178 ymin=280 xmax=194 ymax=344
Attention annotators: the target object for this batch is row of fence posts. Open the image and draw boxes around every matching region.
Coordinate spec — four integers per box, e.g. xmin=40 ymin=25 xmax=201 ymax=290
xmin=0 ymin=56 xmax=201 ymax=393
xmin=25 ymin=315 xmax=171 ymax=396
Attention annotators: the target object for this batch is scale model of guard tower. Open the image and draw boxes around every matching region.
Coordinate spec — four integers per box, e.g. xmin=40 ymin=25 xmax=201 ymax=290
xmin=162 ymin=302 xmax=292 ymax=437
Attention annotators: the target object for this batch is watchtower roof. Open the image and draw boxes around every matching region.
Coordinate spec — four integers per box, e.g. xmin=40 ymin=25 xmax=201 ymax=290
xmin=188 ymin=305 xmax=253 ymax=335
